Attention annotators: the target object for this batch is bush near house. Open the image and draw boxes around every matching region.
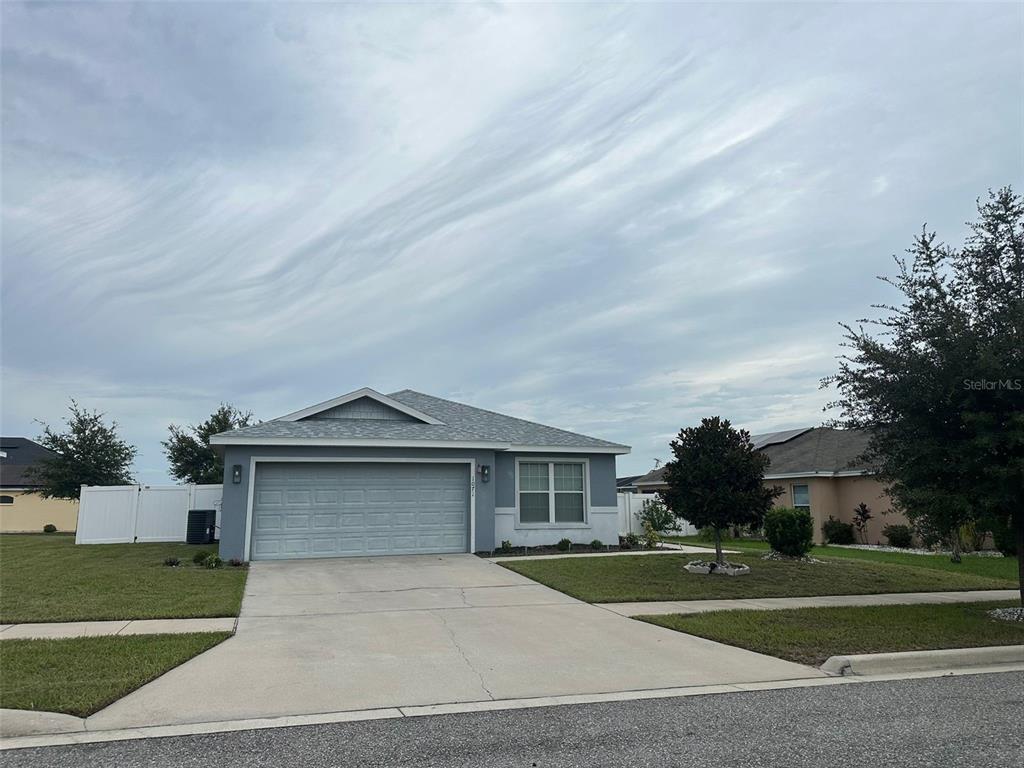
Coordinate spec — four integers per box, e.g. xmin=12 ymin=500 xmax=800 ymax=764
xmin=883 ymin=524 xmax=914 ymax=549
xmin=822 ymin=517 xmax=856 ymax=545
xmin=764 ymin=508 xmax=814 ymax=557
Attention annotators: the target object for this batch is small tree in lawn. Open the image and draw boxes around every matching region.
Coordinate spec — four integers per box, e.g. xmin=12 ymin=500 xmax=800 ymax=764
xmin=660 ymin=417 xmax=781 ymax=566
xmin=163 ymin=404 xmax=256 ymax=485
xmin=852 ymin=503 xmax=873 ymax=544
xmin=28 ymin=401 xmax=137 ymax=499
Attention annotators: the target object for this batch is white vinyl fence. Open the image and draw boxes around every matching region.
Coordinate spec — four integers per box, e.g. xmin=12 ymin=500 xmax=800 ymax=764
xmin=76 ymin=484 xmax=222 ymax=545
xmin=617 ymin=492 xmax=698 ymax=537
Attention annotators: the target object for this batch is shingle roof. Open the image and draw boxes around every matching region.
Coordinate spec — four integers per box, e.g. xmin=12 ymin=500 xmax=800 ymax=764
xmin=632 ymin=427 xmax=874 ymax=484
xmin=0 ymin=437 xmax=58 ymax=488
xmin=761 ymin=427 xmax=874 ymax=476
xmin=211 ymin=389 xmax=630 ymax=452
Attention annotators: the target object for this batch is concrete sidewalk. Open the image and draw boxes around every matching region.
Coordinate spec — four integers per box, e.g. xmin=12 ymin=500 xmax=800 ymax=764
xmin=0 ymin=617 xmax=236 ymax=640
xmin=600 ymin=589 xmax=1020 ymax=616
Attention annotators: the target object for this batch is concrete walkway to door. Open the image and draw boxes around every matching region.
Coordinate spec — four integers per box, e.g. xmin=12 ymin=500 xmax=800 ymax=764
xmin=86 ymin=554 xmax=821 ymax=730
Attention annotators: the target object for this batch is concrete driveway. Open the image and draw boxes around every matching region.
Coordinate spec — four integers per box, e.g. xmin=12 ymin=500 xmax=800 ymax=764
xmin=88 ymin=554 xmax=820 ymax=729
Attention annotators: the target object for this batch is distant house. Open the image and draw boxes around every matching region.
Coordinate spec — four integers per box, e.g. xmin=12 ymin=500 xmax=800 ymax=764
xmin=630 ymin=428 xmax=907 ymax=544
xmin=0 ymin=438 xmax=79 ymax=533
xmin=615 ymin=475 xmax=643 ymax=493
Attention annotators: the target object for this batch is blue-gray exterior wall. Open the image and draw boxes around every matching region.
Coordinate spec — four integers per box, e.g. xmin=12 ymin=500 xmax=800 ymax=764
xmin=494 ymin=452 xmax=617 ymax=507
xmin=218 ymin=445 xmax=497 ymax=561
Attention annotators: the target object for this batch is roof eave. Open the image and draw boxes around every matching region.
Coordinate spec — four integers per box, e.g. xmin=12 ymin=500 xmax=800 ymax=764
xmin=209 ymin=436 xmax=630 ymax=454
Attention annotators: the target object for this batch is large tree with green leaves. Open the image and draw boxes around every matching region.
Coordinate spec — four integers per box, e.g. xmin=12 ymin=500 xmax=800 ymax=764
xmin=163 ymin=404 xmax=255 ymax=484
xmin=28 ymin=401 xmax=137 ymax=499
xmin=826 ymin=187 xmax=1023 ymax=604
xmin=660 ymin=417 xmax=780 ymax=565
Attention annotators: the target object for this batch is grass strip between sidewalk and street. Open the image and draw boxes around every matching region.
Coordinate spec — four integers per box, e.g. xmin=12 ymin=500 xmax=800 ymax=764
xmin=0 ymin=632 xmax=232 ymax=717
xmin=500 ymin=552 xmax=1016 ymax=603
xmin=637 ymin=601 xmax=1024 ymax=666
xmin=0 ymin=534 xmax=247 ymax=623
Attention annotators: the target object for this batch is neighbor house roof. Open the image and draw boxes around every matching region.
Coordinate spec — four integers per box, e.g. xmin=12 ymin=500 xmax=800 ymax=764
xmin=211 ymin=389 xmax=630 ymax=454
xmin=616 ymin=475 xmax=642 ymax=489
xmin=631 ymin=427 xmax=873 ymax=486
xmin=761 ymin=427 xmax=874 ymax=478
xmin=0 ymin=437 xmax=57 ymax=488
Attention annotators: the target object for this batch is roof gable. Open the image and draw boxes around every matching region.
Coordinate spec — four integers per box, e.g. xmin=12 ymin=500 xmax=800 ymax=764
xmin=277 ymin=388 xmax=444 ymax=425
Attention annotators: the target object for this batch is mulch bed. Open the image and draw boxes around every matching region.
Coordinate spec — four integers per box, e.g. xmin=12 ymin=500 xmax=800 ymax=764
xmin=476 ymin=544 xmax=637 ymax=558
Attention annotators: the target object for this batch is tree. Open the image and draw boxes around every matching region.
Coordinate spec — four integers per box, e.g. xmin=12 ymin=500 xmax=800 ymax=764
xmin=659 ymin=417 xmax=781 ymax=565
xmin=163 ymin=404 xmax=255 ymax=485
xmin=826 ymin=187 xmax=1023 ymax=604
xmin=28 ymin=401 xmax=137 ymax=499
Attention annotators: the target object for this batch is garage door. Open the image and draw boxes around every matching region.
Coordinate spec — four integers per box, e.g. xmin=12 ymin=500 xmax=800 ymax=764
xmin=251 ymin=462 xmax=470 ymax=560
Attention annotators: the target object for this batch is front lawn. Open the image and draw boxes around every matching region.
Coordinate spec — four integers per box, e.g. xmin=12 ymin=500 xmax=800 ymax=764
xmin=500 ymin=552 xmax=1016 ymax=603
xmin=0 ymin=632 xmax=231 ymax=717
xmin=666 ymin=535 xmax=1019 ymax=582
xmin=638 ymin=601 xmax=1024 ymax=666
xmin=0 ymin=534 xmax=247 ymax=623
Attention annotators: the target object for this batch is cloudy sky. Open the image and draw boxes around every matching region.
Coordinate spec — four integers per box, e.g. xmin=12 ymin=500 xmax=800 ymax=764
xmin=2 ymin=2 xmax=1021 ymax=483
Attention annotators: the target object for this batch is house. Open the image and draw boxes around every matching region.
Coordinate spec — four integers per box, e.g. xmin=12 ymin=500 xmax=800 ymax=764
xmin=210 ymin=388 xmax=630 ymax=561
xmin=616 ymin=475 xmax=643 ymax=493
xmin=0 ymin=437 xmax=79 ymax=532
xmin=629 ymin=427 xmax=907 ymax=544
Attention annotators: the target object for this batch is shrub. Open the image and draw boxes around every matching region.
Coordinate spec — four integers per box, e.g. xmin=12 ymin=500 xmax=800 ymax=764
xmin=228 ymin=558 xmax=245 ymax=567
xmin=764 ymin=507 xmax=814 ymax=557
xmin=499 ymin=539 xmax=513 ymax=553
xmin=989 ymin=517 xmax=1018 ymax=556
xmin=883 ymin=524 xmax=914 ymax=549
xmin=192 ymin=549 xmax=212 ymax=564
xmin=556 ymin=538 xmax=572 ymax=552
xmin=620 ymin=532 xmax=640 ymax=550
xmin=203 ymin=554 xmax=223 ymax=569
xmin=822 ymin=517 xmax=856 ymax=545
xmin=852 ymin=503 xmax=873 ymax=544
xmin=590 ymin=539 xmax=604 ymax=550
xmin=163 ymin=557 xmax=180 ymax=567
xmin=637 ymin=499 xmax=678 ymax=534
xmin=42 ymin=523 xmax=57 ymax=534
xmin=641 ymin=519 xmax=661 ymax=549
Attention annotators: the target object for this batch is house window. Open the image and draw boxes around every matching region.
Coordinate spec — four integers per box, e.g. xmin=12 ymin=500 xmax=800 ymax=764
xmin=0 ymin=495 xmax=13 ymax=505
xmin=518 ymin=461 xmax=586 ymax=524
xmin=791 ymin=484 xmax=810 ymax=510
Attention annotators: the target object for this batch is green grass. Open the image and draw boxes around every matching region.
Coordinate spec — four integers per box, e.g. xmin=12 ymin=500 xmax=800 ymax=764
xmin=639 ymin=601 xmax=1024 ymax=666
xmin=0 ymin=534 xmax=247 ymax=623
xmin=666 ymin=535 xmax=1019 ymax=581
xmin=501 ymin=552 xmax=1017 ymax=603
xmin=0 ymin=632 xmax=231 ymax=717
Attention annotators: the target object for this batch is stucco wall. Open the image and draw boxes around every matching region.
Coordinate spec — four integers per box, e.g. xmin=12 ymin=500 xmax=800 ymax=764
xmin=218 ymin=445 xmax=498 ymax=561
xmin=770 ymin=475 xmax=907 ymax=544
xmin=0 ymin=491 xmax=79 ymax=532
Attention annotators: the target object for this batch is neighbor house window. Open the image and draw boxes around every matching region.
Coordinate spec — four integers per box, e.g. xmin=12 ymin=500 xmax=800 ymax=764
xmin=0 ymin=495 xmax=13 ymax=505
xmin=791 ymin=484 xmax=810 ymax=510
xmin=518 ymin=462 xmax=586 ymax=524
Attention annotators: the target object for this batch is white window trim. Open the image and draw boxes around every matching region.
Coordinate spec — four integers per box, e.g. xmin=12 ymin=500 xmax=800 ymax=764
xmin=514 ymin=457 xmax=590 ymax=528
xmin=243 ymin=457 xmax=476 ymax=560
xmin=791 ymin=483 xmax=811 ymax=510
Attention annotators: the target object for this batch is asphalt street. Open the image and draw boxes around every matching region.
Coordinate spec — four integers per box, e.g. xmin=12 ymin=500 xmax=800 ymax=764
xmin=4 ymin=672 xmax=1022 ymax=768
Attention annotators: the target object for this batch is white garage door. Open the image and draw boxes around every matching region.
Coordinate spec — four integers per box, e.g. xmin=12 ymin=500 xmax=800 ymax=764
xmin=251 ymin=462 xmax=470 ymax=560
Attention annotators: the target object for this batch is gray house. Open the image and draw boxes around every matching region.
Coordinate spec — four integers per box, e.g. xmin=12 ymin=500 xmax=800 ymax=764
xmin=211 ymin=388 xmax=630 ymax=561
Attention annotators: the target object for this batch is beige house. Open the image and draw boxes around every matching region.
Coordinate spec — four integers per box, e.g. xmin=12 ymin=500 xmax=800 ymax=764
xmin=0 ymin=438 xmax=79 ymax=533
xmin=632 ymin=427 xmax=908 ymax=545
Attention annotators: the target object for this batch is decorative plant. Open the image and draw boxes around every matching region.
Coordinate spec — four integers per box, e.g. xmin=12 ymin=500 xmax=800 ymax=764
xmin=822 ymin=517 xmax=856 ymax=545
xmin=852 ymin=503 xmax=873 ymax=544
xmin=882 ymin=524 xmax=913 ymax=549
xmin=641 ymin=519 xmax=661 ymax=550
xmin=163 ymin=557 xmax=181 ymax=567
xmin=42 ymin=523 xmax=57 ymax=534
xmin=228 ymin=558 xmax=245 ymax=567
xmin=555 ymin=538 xmax=572 ymax=552
xmin=590 ymin=539 xmax=604 ymax=550
xmin=203 ymin=554 xmax=224 ymax=569
xmin=620 ymin=532 xmax=639 ymax=550
xmin=192 ymin=549 xmax=212 ymax=564
xmin=637 ymin=499 xmax=678 ymax=534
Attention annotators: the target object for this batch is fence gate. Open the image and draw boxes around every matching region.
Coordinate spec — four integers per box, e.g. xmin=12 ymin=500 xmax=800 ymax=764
xmin=76 ymin=484 xmax=223 ymax=545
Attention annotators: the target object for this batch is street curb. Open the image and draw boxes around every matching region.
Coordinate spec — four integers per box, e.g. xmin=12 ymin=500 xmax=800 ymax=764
xmin=3 ymin=664 xmax=1023 ymax=751
xmin=821 ymin=645 xmax=1024 ymax=676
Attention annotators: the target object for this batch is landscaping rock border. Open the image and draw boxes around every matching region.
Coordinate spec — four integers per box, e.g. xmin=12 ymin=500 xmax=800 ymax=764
xmin=684 ymin=560 xmax=750 ymax=577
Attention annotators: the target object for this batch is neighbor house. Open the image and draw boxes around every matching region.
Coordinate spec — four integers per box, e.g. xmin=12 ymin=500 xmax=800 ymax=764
xmin=0 ymin=437 xmax=79 ymax=533
xmin=210 ymin=388 xmax=630 ymax=561
xmin=630 ymin=427 xmax=907 ymax=544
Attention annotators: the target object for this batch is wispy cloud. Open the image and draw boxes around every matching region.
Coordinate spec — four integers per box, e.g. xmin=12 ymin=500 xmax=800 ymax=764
xmin=2 ymin=2 xmax=1021 ymax=481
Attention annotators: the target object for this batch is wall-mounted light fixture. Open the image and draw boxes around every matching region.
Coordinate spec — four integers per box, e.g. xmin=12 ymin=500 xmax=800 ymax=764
xmin=479 ymin=464 xmax=490 ymax=483
xmin=232 ymin=465 xmax=242 ymax=484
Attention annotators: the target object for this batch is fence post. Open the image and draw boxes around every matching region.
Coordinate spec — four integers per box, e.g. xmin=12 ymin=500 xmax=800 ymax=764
xmin=130 ymin=485 xmax=142 ymax=543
